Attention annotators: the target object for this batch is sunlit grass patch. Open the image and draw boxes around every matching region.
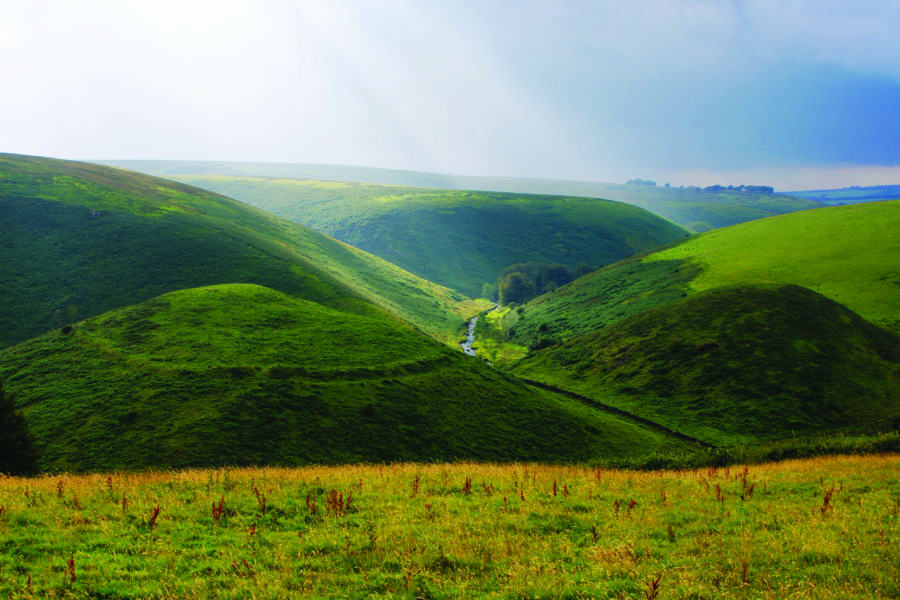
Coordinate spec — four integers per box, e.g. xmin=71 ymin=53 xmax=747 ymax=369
xmin=0 ymin=455 xmax=895 ymax=599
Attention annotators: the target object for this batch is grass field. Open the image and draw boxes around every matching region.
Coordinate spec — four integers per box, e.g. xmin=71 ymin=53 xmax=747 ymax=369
xmin=0 ymin=454 xmax=896 ymax=599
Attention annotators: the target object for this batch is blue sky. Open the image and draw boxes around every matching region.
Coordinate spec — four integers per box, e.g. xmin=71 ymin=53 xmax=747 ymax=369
xmin=2 ymin=0 xmax=899 ymax=190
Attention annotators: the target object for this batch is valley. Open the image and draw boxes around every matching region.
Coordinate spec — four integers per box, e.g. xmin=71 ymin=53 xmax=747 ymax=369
xmin=0 ymin=153 xmax=897 ymax=599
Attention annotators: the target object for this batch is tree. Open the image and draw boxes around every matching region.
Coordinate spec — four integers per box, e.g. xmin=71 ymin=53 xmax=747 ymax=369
xmin=498 ymin=272 xmax=536 ymax=306
xmin=0 ymin=381 xmax=41 ymax=475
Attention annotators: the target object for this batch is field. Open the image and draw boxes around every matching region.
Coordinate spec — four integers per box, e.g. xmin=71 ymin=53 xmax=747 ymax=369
xmin=0 ymin=455 xmax=896 ymax=599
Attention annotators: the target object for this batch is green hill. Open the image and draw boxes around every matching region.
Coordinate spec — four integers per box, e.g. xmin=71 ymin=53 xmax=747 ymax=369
xmin=783 ymin=184 xmax=900 ymax=205
xmin=0 ymin=284 xmax=690 ymax=471
xmin=493 ymin=199 xmax=900 ymax=357
xmin=646 ymin=200 xmax=900 ymax=330
xmin=510 ymin=284 xmax=900 ymax=446
xmin=102 ymin=159 xmax=823 ymax=232
xmin=139 ymin=175 xmax=689 ymax=298
xmin=0 ymin=154 xmax=480 ymax=348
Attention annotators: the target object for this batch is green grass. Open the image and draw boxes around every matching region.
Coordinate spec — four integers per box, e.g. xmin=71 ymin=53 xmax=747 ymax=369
xmin=569 ymin=183 xmax=825 ymax=232
xmin=647 ymin=200 xmax=900 ymax=330
xmin=493 ymin=258 xmax=700 ymax=354
xmin=510 ymin=283 xmax=900 ymax=446
xmin=103 ymin=159 xmax=824 ymax=232
xmin=0 ymin=455 xmax=896 ymax=598
xmin=159 ymin=175 xmax=688 ymax=297
xmin=0 ymin=154 xmax=479 ymax=348
xmin=0 ymin=284 xmax=692 ymax=472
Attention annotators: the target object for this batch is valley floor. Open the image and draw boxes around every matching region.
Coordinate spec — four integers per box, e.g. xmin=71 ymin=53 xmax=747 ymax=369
xmin=0 ymin=455 xmax=897 ymax=599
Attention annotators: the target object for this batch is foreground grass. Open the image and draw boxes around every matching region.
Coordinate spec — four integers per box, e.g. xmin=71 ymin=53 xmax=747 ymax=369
xmin=0 ymin=455 xmax=897 ymax=599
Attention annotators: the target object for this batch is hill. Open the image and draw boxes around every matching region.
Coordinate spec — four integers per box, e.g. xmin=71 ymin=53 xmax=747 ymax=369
xmin=130 ymin=174 xmax=689 ymax=298
xmin=102 ymin=159 xmax=823 ymax=232
xmin=646 ymin=199 xmax=900 ymax=330
xmin=0 ymin=154 xmax=480 ymax=348
xmin=0 ymin=284 xmax=691 ymax=471
xmin=510 ymin=284 xmax=900 ymax=446
xmin=783 ymin=184 xmax=900 ymax=205
xmin=492 ymin=199 xmax=900 ymax=358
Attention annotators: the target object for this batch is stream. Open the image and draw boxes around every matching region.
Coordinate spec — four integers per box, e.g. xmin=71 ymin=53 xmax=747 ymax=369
xmin=460 ymin=316 xmax=479 ymax=356
xmin=460 ymin=305 xmax=497 ymax=357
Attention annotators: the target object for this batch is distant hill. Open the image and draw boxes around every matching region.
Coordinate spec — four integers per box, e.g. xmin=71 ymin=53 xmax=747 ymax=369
xmin=100 ymin=160 xmax=823 ymax=232
xmin=132 ymin=175 xmax=688 ymax=298
xmin=782 ymin=184 xmax=900 ymax=205
xmin=0 ymin=284 xmax=691 ymax=471
xmin=0 ymin=154 xmax=478 ymax=348
xmin=510 ymin=284 xmax=900 ymax=446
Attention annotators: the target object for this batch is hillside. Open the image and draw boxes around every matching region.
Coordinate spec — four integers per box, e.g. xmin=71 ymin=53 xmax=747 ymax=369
xmin=646 ymin=199 xmax=900 ymax=330
xmin=492 ymin=199 xmax=900 ymax=358
xmin=783 ymin=184 xmax=900 ymax=205
xmin=137 ymin=175 xmax=688 ymax=297
xmin=102 ymin=159 xmax=823 ymax=232
xmin=0 ymin=154 xmax=480 ymax=348
xmin=510 ymin=284 xmax=900 ymax=446
xmin=0 ymin=284 xmax=691 ymax=471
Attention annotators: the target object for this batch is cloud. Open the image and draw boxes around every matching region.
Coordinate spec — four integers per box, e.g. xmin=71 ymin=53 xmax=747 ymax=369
xmin=0 ymin=0 xmax=897 ymax=184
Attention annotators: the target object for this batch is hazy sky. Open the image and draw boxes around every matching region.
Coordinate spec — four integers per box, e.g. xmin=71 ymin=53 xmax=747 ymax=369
xmin=2 ymin=0 xmax=899 ymax=190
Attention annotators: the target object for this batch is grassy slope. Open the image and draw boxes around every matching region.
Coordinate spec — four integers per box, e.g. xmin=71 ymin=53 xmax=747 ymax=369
xmin=510 ymin=284 xmax=900 ymax=446
xmin=561 ymin=183 xmax=824 ymax=232
xmin=157 ymin=175 xmax=689 ymax=297
xmin=647 ymin=200 xmax=900 ymax=330
xmin=0 ymin=154 xmax=479 ymax=348
xmin=104 ymin=159 xmax=823 ymax=232
xmin=0 ymin=284 xmax=690 ymax=471
xmin=497 ymin=199 xmax=900 ymax=355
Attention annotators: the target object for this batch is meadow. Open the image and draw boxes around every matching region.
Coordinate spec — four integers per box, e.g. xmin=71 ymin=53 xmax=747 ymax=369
xmin=0 ymin=455 xmax=897 ymax=599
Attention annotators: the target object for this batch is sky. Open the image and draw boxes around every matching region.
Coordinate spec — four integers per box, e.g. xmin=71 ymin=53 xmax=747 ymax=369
xmin=2 ymin=0 xmax=899 ymax=191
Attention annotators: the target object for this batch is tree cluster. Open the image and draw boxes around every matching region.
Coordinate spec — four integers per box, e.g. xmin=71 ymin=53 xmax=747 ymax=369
xmin=496 ymin=262 xmax=594 ymax=306
xmin=0 ymin=381 xmax=41 ymax=475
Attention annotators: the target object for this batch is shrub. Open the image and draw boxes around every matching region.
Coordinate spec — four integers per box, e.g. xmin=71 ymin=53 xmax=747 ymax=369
xmin=0 ymin=381 xmax=41 ymax=475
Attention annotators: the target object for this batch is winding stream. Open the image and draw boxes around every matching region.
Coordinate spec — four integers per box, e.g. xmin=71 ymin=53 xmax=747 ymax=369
xmin=460 ymin=305 xmax=498 ymax=357
xmin=460 ymin=315 xmax=479 ymax=356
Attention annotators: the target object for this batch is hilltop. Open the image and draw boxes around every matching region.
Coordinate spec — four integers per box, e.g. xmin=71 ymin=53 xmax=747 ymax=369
xmin=127 ymin=175 xmax=688 ymax=298
xmin=494 ymin=199 xmax=900 ymax=356
xmin=101 ymin=159 xmax=821 ymax=232
xmin=0 ymin=154 xmax=478 ymax=348
xmin=783 ymin=184 xmax=900 ymax=205
xmin=476 ymin=201 xmax=900 ymax=444
xmin=0 ymin=284 xmax=691 ymax=471
xmin=510 ymin=284 xmax=900 ymax=446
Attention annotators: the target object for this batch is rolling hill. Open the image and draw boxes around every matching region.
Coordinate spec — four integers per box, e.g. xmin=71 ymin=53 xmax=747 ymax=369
xmin=783 ymin=184 xmax=900 ymax=205
xmin=472 ymin=200 xmax=900 ymax=444
xmin=510 ymin=284 xmax=900 ymax=446
xmin=0 ymin=153 xmax=481 ymax=348
xmin=101 ymin=159 xmax=823 ymax=232
xmin=495 ymin=199 xmax=900 ymax=355
xmin=0 ymin=284 xmax=692 ymax=471
xmin=125 ymin=174 xmax=689 ymax=298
